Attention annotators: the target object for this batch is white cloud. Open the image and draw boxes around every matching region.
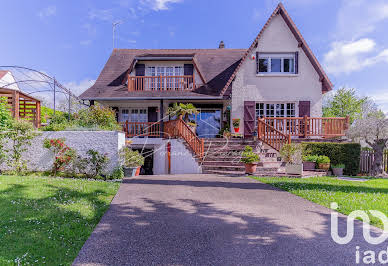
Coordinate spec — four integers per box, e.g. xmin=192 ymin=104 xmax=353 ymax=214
xmin=64 ymin=79 xmax=95 ymax=97
xmin=38 ymin=6 xmax=57 ymax=19
xmin=80 ymin=40 xmax=92 ymax=46
xmin=141 ymin=0 xmax=182 ymax=11
xmin=88 ymin=8 xmax=114 ymax=21
xmin=324 ymin=38 xmax=388 ymax=75
xmin=335 ymin=0 xmax=388 ymax=40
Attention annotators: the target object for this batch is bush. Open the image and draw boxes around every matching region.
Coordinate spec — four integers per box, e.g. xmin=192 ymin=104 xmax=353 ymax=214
xmin=332 ymin=163 xmax=345 ymax=169
xmin=302 ymin=142 xmax=361 ymax=175
xmin=302 ymin=155 xmax=319 ymax=162
xmin=43 ymin=138 xmax=76 ymax=177
xmin=109 ymin=166 xmax=124 ymax=180
xmin=280 ymin=143 xmax=302 ymax=164
xmin=119 ymin=147 xmax=144 ymax=168
xmin=316 ymin=155 xmax=330 ymax=164
xmin=240 ymin=146 xmax=260 ymax=164
xmin=86 ymin=149 xmax=110 ymax=179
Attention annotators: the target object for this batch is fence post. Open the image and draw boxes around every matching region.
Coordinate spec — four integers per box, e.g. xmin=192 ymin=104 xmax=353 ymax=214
xmin=304 ymin=115 xmax=308 ymax=138
xmin=257 ymin=119 xmax=261 ymax=139
xmin=345 ymin=116 xmax=350 ymax=130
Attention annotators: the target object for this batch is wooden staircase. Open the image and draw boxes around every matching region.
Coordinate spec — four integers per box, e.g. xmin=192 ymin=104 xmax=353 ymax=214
xmin=201 ymin=138 xmax=283 ymax=175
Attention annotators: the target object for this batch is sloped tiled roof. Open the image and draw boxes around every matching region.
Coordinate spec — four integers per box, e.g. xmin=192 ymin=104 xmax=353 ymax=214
xmin=80 ymin=49 xmax=245 ymax=100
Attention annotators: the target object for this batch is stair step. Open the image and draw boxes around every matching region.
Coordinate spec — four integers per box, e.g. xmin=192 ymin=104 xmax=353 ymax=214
xmin=202 ymin=165 xmax=245 ymax=170
xmin=202 ymin=161 xmax=244 ymax=166
xmin=202 ymin=170 xmax=245 ymax=176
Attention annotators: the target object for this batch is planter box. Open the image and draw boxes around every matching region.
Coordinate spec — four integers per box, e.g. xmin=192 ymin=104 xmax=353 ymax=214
xmin=332 ymin=167 xmax=344 ymax=176
xmin=303 ymin=161 xmax=316 ymax=171
xmin=285 ymin=163 xmax=303 ymax=175
xmin=123 ymin=167 xmax=137 ymax=177
xmin=245 ymin=163 xmax=258 ymax=175
xmin=318 ymin=163 xmax=330 ymax=170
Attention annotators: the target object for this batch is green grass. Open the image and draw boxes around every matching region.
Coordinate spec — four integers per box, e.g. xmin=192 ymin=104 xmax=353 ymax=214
xmin=251 ymin=176 xmax=388 ymax=229
xmin=0 ymin=175 xmax=120 ymax=265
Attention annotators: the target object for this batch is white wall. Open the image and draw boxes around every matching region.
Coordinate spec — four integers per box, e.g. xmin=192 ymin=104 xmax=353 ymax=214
xmin=0 ymin=71 xmax=20 ymax=91
xmin=1 ymin=131 xmax=125 ymax=174
xmin=231 ymin=13 xmax=324 ymax=135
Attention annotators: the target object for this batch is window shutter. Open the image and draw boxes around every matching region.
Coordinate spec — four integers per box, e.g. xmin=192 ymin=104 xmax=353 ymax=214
xmin=184 ymin=64 xmax=194 ymax=75
xmin=256 ymin=52 xmax=259 ymax=74
xmin=298 ymin=101 xmax=310 ymax=117
xmin=294 ymin=51 xmax=299 ymax=74
xmin=135 ymin=64 xmax=145 ymax=76
xmin=244 ymin=101 xmax=255 ymax=138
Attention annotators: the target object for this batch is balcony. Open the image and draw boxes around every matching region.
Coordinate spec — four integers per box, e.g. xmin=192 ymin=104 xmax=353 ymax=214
xmin=128 ymin=75 xmax=195 ymax=91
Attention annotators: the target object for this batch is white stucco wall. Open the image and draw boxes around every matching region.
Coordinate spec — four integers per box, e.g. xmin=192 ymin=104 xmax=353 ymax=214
xmin=1 ymin=131 xmax=125 ymax=174
xmin=231 ymin=13 xmax=324 ymax=135
xmin=0 ymin=71 xmax=20 ymax=91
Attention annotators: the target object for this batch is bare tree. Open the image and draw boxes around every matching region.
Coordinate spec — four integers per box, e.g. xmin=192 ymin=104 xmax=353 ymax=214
xmin=347 ymin=100 xmax=388 ymax=176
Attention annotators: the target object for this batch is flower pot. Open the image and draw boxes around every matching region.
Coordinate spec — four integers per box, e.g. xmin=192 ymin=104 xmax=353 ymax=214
xmin=318 ymin=163 xmax=330 ymax=170
xmin=123 ymin=167 xmax=137 ymax=177
xmin=135 ymin=166 xmax=141 ymax=176
xmin=234 ymin=127 xmax=240 ymax=133
xmin=285 ymin=163 xmax=303 ymax=175
xmin=332 ymin=167 xmax=344 ymax=176
xmin=245 ymin=163 xmax=258 ymax=174
xmin=303 ymin=161 xmax=316 ymax=171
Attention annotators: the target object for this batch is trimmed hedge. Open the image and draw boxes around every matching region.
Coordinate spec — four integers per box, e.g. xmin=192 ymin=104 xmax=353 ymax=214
xmin=302 ymin=142 xmax=361 ymax=176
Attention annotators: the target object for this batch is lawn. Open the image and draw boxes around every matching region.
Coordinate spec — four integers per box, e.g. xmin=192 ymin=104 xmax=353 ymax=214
xmin=0 ymin=175 xmax=120 ymax=265
xmin=251 ymin=176 xmax=388 ymax=229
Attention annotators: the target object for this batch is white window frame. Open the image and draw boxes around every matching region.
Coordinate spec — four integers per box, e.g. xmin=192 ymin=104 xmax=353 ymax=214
xmin=258 ymin=53 xmax=296 ymax=74
xmin=256 ymin=102 xmax=296 ymax=118
xmin=120 ymin=108 xmax=148 ymax=122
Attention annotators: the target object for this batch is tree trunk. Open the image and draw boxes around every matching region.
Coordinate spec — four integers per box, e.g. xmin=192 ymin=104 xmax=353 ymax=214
xmin=371 ymin=140 xmax=386 ymax=176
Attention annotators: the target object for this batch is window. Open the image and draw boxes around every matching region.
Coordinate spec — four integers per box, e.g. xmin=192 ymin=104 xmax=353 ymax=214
xmin=120 ymin=108 xmax=147 ymax=122
xmin=258 ymin=54 xmax=295 ymax=74
xmin=256 ymin=103 xmax=295 ymax=118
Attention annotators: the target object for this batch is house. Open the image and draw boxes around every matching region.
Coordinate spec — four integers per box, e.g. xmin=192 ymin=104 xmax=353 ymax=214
xmin=80 ymin=3 xmax=348 ymax=175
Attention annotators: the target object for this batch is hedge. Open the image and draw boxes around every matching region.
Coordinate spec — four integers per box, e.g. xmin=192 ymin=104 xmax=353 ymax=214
xmin=302 ymin=142 xmax=361 ymax=176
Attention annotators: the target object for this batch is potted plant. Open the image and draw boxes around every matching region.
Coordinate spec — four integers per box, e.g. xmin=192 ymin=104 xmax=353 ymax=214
xmin=167 ymin=103 xmax=199 ymax=123
xmin=332 ymin=163 xmax=345 ymax=176
xmin=316 ymin=155 xmax=330 ymax=170
xmin=302 ymin=155 xmax=318 ymax=171
xmin=119 ymin=147 xmax=145 ymax=177
xmin=280 ymin=143 xmax=303 ymax=175
xmin=232 ymin=118 xmax=240 ymax=133
xmin=240 ymin=146 xmax=260 ymax=174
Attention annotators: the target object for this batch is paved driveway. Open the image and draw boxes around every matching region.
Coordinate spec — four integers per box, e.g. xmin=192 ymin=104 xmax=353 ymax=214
xmin=74 ymin=174 xmax=386 ymax=265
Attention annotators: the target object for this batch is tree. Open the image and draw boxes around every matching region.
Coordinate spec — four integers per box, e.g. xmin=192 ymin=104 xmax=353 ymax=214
xmin=347 ymin=100 xmax=388 ymax=176
xmin=167 ymin=103 xmax=199 ymax=123
xmin=323 ymin=88 xmax=368 ymax=124
xmin=0 ymin=97 xmax=13 ymax=166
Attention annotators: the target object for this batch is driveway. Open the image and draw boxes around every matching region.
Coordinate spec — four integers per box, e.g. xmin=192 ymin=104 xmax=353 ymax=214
xmin=73 ymin=174 xmax=386 ymax=265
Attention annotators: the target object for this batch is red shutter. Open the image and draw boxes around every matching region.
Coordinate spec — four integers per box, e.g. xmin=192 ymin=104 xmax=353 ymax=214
xmin=244 ymin=101 xmax=256 ymax=138
xmin=299 ymin=101 xmax=310 ymax=117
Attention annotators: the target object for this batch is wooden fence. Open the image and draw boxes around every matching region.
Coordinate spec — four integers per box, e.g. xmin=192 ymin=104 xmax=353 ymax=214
xmin=359 ymin=150 xmax=388 ymax=174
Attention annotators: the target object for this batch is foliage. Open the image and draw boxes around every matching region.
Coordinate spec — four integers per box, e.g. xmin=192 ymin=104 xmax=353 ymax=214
xmin=85 ymin=149 xmax=110 ymax=180
xmin=43 ymin=104 xmax=120 ymax=131
xmin=302 ymin=142 xmax=360 ymax=176
xmin=109 ymin=166 xmax=124 ymax=180
xmin=323 ymin=87 xmax=368 ymax=124
xmin=252 ymin=176 xmax=388 ymax=229
xmin=347 ymin=100 xmax=388 ymax=176
xmin=332 ymin=163 xmax=345 ymax=169
xmin=232 ymin=118 xmax=240 ymax=128
xmin=119 ymin=147 xmax=145 ymax=168
xmin=43 ymin=138 xmax=76 ymax=177
xmin=316 ymin=155 xmax=330 ymax=164
xmin=5 ymin=119 xmax=38 ymax=174
xmin=41 ymin=106 xmax=66 ymax=124
xmin=0 ymin=175 xmax=119 ymax=265
xmin=167 ymin=103 xmax=198 ymax=122
xmin=0 ymin=96 xmax=13 ymax=130
xmin=240 ymin=146 xmax=260 ymax=164
xmin=302 ymin=155 xmax=319 ymax=162
xmin=280 ymin=143 xmax=302 ymax=164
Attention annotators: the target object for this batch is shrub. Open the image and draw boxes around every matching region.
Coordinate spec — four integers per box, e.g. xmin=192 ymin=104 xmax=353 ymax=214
xmin=0 ymin=97 xmax=13 ymax=166
xmin=5 ymin=120 xmax=38 ymax=173
xmin=316 ymin=155 xmax=330 ymax=164
xmin=86 ymin=149 xmax=110 ymax=179
xmin=332 ymin=163 xmax=345 ymax=169
xmin=119 ymin=147 xmax=144 ymax=168
xmin=302 ymin=155 xmax=319 ymax=162
xmin=109 ymin=166 xmax=124 ymax=180
xmin=302 ymin=142 xmax=361 ymax=175
xmin=240 ymin=146 xmax=260 ymax=164
xmin=280 ymin=143 xmax=302 ymax=164
xmin=232 ymin=119 xmax=240 ymax=128
xmin=43 ymin=138 xmax=76 ymax=177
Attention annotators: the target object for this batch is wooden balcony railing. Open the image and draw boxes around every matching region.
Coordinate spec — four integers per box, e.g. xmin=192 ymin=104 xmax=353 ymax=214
xmin=260 ymin=116 xmax=349 ymax=138
xmin=128 ymin=75 xmax=195 ymax=91
xmin=257 ymin=118 xmax=291 ymax=151
xmin=121 ymin=121 xmax=161 ymax=138
xmin=164 ymin=118 xmax=204 ymax=159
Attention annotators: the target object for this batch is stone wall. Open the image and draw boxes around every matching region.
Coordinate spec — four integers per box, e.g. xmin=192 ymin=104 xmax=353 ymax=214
xmin=1 ymin=131 xmax=126 ymax=174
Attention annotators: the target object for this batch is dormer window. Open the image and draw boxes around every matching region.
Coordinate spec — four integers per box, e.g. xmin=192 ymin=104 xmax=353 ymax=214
xmin=258 ymin=53 xmax=296 ymax=74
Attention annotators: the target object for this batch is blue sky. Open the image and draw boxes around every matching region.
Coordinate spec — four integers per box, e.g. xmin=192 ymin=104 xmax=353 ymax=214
xmin=1 ymin=0 xmax=388 ymax=112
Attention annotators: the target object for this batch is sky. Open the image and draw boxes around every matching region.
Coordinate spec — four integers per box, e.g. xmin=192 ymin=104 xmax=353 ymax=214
xmin=1 ymin=0 xmax=388 ymax=112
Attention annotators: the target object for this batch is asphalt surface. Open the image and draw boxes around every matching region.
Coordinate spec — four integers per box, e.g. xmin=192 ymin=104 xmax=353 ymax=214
xmin=73 ymin=174 xmax=387 ymax=265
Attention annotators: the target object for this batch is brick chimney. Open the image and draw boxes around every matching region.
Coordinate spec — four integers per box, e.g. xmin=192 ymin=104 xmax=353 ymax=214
xmin=218 ymin=40 xmax=225 ymax=49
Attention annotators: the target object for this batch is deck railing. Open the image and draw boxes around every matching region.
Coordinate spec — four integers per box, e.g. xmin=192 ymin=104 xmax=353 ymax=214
xmin=164 ymin=118 xmax=204 ymax=159
xmin=257 ymin=118 xmax=291 ymax=151
xmin=128 ymin=75 xmax=195 ymax=91
xmin=121 ymin=121 xmax=161 ymax=138
xmin=260 ymin=116 xmax=349 ymax=138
